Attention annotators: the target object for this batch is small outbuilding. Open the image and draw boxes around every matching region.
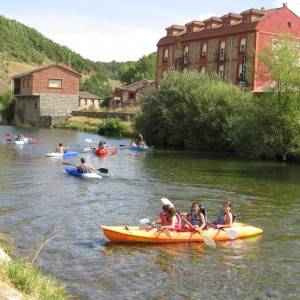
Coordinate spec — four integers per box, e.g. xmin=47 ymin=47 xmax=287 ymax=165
xmin=79 ymin=91 xmax=102 ymax=110
xmin=12 ymin=64 xmax=81 ymax=127
xmin=111 ymin=80 xmax=155 ymax=109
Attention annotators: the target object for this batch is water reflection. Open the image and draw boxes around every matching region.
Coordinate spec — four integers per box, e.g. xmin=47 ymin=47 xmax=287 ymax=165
xmin=0 ymin=125 xmax=300 ymax=299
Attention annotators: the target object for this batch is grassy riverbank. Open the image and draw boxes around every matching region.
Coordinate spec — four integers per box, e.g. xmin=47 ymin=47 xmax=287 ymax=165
xmin=55 ymin=116 xmax=135 ymax=137
xmin=0 ymin=259 xmax=66 ymax=299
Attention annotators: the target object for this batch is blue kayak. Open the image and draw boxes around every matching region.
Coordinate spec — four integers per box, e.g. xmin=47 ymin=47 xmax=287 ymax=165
xmin=129 ymin=146 xmax=154 ymax=152
xmin=65 ymin=167 xmax=102 ymax=179
xmin=46 ymin=151 xmax=78 ymax=157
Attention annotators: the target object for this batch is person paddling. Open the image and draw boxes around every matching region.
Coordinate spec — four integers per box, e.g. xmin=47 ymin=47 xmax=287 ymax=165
xmin=186 ymin=203 xmax=206 ymax=231
xmin=76 ymin=157 xmax=96 ymax=174
xmin=151 ymin=203 xmax=181 ymax=231
xmin=213 ymin=201 xmax=233 ymax=229
xmin=56 ymin=143 xmax=69 ymax=153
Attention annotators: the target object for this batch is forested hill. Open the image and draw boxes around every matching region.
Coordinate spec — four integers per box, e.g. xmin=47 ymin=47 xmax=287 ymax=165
xmin=0 ymin=16 xmax=156 ymax=96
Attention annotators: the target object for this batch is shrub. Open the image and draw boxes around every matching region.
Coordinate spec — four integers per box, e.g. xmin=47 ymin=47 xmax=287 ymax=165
xmin=136 ymin=70 xmax=253 ymax=151
xmin=98 ymin=118 xmax=134 ymax=137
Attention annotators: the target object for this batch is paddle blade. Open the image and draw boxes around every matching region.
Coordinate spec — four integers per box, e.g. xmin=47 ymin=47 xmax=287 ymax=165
xmin=162 ymin=229 xmax=172 ymax=238
xmin=203 ymin=235 xmax=216 ymax=248
xmin=85 ymin=139 xmax=94 ymax=143
xmin=140 ymin=218 xmax=150 ymax=225
xmin=227 ymin=229 xmax=238 ymax=240
xmin=98 ymin=168 xmax=109 ymax=174
xmin=161 ymin=198 xmax=174 ymax=208
xmin=82 ymin=147 xmax=90 ymax=152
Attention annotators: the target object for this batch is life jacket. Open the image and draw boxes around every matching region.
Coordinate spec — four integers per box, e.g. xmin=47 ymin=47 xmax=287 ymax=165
xmin=190 ymin=212 xmax=202 ymax=226
xmin=159 ymin=212 xmax=169 ymax=226
xmin=159 ymin=211 xmax=181 ymax=230
xmin=174 ymin=212 xmax=182 ymax=231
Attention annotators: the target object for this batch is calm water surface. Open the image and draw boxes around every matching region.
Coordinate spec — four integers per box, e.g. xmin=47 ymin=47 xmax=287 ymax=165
xmin=0 ymin=125 xmax=299 ymax=299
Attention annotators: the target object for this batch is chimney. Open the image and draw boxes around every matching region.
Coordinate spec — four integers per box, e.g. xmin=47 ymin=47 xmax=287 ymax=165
xmin=283 ymin=3 xmax=287 ymax=7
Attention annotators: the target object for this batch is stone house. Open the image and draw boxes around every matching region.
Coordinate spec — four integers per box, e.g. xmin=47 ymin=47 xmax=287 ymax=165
xmin=111 ymin=80 xmax=155 ymax=109
xmin=156 ymin=3 xmax=300 ymax=92
xmin=79 ymin=91 xmax=102 ymax=110
xmin=12 ymin=64 xmax=81 ymax=127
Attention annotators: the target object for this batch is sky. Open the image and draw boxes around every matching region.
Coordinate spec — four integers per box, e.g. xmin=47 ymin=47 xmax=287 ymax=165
xmin=1 ymin=0 xmax=300 ymax=62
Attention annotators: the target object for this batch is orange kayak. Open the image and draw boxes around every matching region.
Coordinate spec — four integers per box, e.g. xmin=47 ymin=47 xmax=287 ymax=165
xmin=95 ymin=148 xmax=108 ymax=156
xmin=100 ymin=223 xmax=263 ymax=243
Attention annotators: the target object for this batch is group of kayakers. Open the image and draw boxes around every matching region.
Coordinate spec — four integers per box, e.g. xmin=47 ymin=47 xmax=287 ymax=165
xmin=150 ymin=201 xmax=233 ymax=232
xmin=130 ymin=134 xmax=148 ymax=149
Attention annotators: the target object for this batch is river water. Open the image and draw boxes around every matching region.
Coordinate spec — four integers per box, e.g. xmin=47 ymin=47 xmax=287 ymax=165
xmin=0 ymin=125 xmax=299 ymax=299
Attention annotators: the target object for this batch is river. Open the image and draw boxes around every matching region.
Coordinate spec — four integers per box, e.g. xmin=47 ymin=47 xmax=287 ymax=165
xmin=0 ymin=125 xmax=299 ymax=299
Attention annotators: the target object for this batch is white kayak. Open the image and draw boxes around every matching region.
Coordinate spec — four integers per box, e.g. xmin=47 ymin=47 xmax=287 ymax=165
xmin=46 ymin=151 xmax=78 ymax=157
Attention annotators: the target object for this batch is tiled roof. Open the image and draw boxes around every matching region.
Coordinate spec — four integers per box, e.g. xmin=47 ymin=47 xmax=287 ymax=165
xmin=241 ymin=8 xmax=265 ymax=16
xmin=175 ymin=22 xmax=258 ymax=43
xmin=12 ymin=64 xmax=81 ymax=79
xmin=166 ymin=24 xmax=185 ymax=30
xmin=185 ymin=20 xmax=204 ymax=26
xmin=79 ymin=91 xmax=101 ymax=99
xmin=221 ymin=13 xmax=242 ymax=20
xmin=117 ymin=80 xmax=155 ymax=92
xmin=203 ymin=16 xmax=223 ymax=23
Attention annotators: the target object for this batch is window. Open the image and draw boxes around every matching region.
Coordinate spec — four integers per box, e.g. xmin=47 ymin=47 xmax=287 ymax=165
xmin=206 ymin=24 xmax=212 ymax=30
xmin=224 ymin=20 xmax=230 ymax=27
xmin=240 ymin=38 xmax=247 ymax=53
xmin=200 ymin=66 xmax=207 ymax=74
xmin=220 ymin=41 xmax=226 ymax=61
xmin=163 ymin=48 xmax=169 ymax=62
xmin=35 ymin=102 xmax=37 ymax=110
xmin=183 ymin=46 xmax=189 ymax=64
xmin=238 ymin=63 xmax=246 ymax=81
xmin=187 ymin=27 xmax=193 ymax=33
xmin=288 ymin=22 xmax=292 ymax=28
xmin=218 ymin=65 xmax=225 ymax=80
xmin=243 ymin=17 xmax=250 ymax=23
xmin=23 ymin=79 xmax=26 ymax=88
xmin=48 ymin=79 xmax=62 ymax=88
xmin=201 ymin=43 xmax=208 ymax=57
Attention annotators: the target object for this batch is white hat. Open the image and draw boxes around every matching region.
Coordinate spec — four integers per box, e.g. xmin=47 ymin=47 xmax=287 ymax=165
xmin=161 ymin=198 xmax=174 ymax=208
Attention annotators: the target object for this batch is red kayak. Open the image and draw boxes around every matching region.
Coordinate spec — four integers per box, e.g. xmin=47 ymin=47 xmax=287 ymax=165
xmin=95 ymin=148 xmax=108 ymax=156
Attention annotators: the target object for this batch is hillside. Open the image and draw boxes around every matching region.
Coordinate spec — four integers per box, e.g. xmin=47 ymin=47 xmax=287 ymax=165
xmin=0 ymin=15 xmax=157 ymax=99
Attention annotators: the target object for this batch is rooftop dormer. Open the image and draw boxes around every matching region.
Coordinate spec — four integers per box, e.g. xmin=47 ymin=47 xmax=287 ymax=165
xmin=241 ymin=8 xmax=265 ymax=23
xmin=185 ymin=20 xmax=205 ymax=33
xmin=166 ymin=25 xmax=186 ymax=36
xmin=221 ymin=13 xmax=242 ymax=27
xmin=203 ymin=17 xmax=223 ymax=30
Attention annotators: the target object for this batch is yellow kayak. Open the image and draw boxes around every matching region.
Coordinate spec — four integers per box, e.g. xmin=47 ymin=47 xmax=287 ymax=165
xmin=100 ymin=223 xmax=263 ymax=243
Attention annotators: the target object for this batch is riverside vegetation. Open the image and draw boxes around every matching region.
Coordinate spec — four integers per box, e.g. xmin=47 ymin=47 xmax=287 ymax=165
xmin=136 ymin=35 xmax=300 ymax=161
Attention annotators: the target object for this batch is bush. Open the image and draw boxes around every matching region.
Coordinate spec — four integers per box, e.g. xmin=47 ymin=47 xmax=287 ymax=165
xmin=136 ymin=70 xmax=253 ymax=151
xmin=98 ymin=118 xmax=134 ymax=137
xmin=0 ymin=91 xmax=14 ymax=123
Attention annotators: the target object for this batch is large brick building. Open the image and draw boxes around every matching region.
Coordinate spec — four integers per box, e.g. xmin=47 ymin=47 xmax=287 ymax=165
xmin=156 ymin=3 xmax=300 ymax=92
xmin=13 ymin=64 xmax=81 ymax=127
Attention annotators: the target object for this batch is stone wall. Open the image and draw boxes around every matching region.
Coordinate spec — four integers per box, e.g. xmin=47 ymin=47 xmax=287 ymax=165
xmin=72 ymin=110 xmax=136 ymax=121
xmin=14 ymin=95 xmax=40 ymax=126
xmin=39 ymin=94 xmax=78 ymax=116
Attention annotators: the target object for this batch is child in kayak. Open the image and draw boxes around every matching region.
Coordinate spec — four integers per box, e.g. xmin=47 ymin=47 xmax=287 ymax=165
xmin=151 ymin=204 xmax=172 ymax=227
xmin=186 ymin=203 xmax=206 ymax=231
xmin=160 ymin=207 xmax=181 ymax=231
xmin=56 ymin=143 xmax=69 ymax=153
xmin=213 ymin=201 xmax=233 ymax=228
xmin=76 ymin=157 xmax=96 ymax=173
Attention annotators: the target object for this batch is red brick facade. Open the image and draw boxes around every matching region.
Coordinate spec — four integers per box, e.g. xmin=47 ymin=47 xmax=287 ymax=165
xmin=14 ymin=64 xmax=81 ymax=96
xmin=156 ymin=4 xmax=300 ymax=92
